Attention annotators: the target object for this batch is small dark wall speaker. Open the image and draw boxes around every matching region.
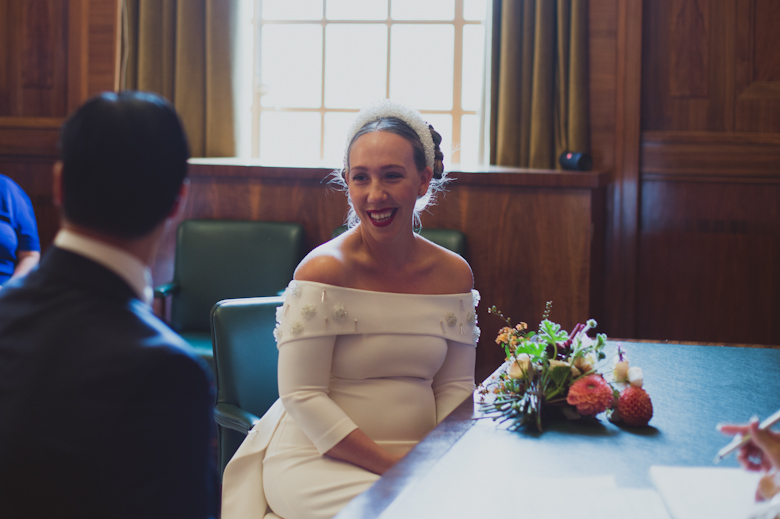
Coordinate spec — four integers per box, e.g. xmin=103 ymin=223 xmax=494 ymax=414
xmin=559 ymin=151 xmax=592 ymax=171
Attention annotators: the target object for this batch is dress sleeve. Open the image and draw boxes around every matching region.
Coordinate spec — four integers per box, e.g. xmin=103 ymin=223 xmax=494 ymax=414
xmin=431 ymin=340 xmax=476 ymax=424
xmin=13 ymin=187 xmax=39 ymax=252
xmin=277 ymin=336 xmax=359 ymax=454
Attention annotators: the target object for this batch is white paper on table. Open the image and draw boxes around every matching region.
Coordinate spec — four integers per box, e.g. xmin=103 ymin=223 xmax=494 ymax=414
xmin=379 ymin=479 xmax=670 ymax=519
xmin=649 ymin=466 xmax=763 ymax=519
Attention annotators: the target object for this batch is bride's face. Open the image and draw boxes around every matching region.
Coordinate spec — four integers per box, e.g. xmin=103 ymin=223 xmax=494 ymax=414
xmin=346 ymin=131 xmax=432 ymax=236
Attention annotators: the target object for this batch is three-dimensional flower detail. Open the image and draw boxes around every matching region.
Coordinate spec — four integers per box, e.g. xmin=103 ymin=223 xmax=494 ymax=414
xmin=290 ymin=321 xmax=304 ymax=336
xmin=333 ymin=303 xmax=348 ymax=321
xmin=466 ymin=311 xmax=477 ymax=325
xmin=301 ymin=303 xmax=317 ymax=320
xmin=445 ymin=312 xmax=457 ymax=327
xmin=288 ymin=281 xmax=302 ymax=298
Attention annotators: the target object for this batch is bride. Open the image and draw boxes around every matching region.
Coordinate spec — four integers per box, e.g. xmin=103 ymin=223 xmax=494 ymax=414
xmin=221 ymin=100 xmax=479 ymax=519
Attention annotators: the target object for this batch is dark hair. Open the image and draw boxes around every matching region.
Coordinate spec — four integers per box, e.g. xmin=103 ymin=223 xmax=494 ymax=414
xmin=335 ymin=117 xmax=448 ymax=228
xmin=58 ymin=91 xmax=190 ymax=238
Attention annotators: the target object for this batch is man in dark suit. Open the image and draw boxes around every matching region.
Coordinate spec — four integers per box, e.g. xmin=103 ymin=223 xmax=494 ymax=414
xmin=0 ymin=92 xmax=217 ymax=518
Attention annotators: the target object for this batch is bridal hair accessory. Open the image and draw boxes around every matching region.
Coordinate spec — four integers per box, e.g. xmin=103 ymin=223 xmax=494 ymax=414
xmin=343 ymin=99 xmax=435 ymax=170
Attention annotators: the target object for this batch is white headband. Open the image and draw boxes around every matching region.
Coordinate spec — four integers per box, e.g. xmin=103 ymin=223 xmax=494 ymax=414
xmin=343 ymin=99 xmax=435 ymax=170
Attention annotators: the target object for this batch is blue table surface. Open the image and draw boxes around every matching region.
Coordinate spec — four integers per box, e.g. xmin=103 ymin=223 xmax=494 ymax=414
xmin=336 ymin=341 xmax=780 ymax=518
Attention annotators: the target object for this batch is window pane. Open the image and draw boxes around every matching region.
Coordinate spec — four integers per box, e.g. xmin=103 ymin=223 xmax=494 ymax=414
xmin=263 ymin=0 xmax=322 ymax=20
xmin=325 ymin=25 xmax=387 ymax=108
xmin=461 ymin=25 xmax=484 ymax=111
xmin=327 ymin=0 xmax=387 ymax=20
xmin=390 ymin=25 xmax=454 ymax=110
xmin=324 ymin=112 xmax=358 ymax=167
xmin=459 ymin=114 xmax=479 ymax=166
xmin=391 ymin=0 xmax=454 ymax=20
xmin=260 ymin=112 xmax=321 ymax=164
xmin=422 ymin=113 xmax=452 ymax=165
xmin=463 ymin=0 xmax=487 ymax=21
xmin=261 ymin=24 xmax=322 ymax=108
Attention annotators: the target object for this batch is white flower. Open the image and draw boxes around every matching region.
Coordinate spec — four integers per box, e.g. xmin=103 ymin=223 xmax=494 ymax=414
xmin=332 ymin=303 xmax=348 ymax=321
xmin=613 ymin=360 xmax=630 ymax=382
xmin=466 ymin=311 xmax=477 ymax=325
xmin=573 ymin=354 xmax=596 ymax=374
xmin=273 ymin=323 xmax=283 ymax=341
xmin=301 ymin=303 xmax=317 ymax=320
xmin=275 ymin=305 xmax=284 ymax=324
xmin=628 ymin=367 xmax=644 ymax=387
xmin=550 ymin=359 xmax=580 ymax=378
xmin=473 ymin=326 xmax=481 ymax=343
xmin=507 ymin=353 xmax=533 ymax=379
xmin=471 ymin=289 xmax=481 ymax=308
xmin=445 ymin=312 xmax=457 ymax=327
xmin=290 ymin=321 xmax=304 ymax=336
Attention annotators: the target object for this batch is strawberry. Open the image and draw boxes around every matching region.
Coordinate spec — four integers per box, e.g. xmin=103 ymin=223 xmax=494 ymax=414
xmin=617 ymin=386 xmax=653 ymax=426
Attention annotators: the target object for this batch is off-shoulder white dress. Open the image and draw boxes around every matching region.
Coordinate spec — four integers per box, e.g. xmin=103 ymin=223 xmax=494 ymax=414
xmin=221 ymin=281 xmax=480 ymax=519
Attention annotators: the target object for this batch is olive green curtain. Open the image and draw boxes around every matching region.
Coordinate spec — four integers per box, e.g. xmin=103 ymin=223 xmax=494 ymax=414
xmin=120 ymin=0 xmax=237 ymax=157
xmin=490 ymin=0 xmax=589 ymax=169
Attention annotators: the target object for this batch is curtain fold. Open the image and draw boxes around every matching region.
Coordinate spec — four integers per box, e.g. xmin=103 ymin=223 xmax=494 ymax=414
xmin=121 ymin=0 xmax=236 ymax=157
xmin=490 ymin=0 xmax=589 ymax=169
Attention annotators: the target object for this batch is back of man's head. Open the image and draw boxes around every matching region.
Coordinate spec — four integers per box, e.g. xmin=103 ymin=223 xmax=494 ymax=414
xmin=59 ymin=91 xmax=190 ymax=238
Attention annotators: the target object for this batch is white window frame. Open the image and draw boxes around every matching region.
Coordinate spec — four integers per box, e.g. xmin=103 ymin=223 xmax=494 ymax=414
xmin=249 ymin=0 xmax=484 ymax=165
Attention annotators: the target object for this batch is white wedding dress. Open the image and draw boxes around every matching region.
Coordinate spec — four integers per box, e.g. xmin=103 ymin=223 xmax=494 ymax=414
xmin=221 ymin=280 xmax=479 ymax=519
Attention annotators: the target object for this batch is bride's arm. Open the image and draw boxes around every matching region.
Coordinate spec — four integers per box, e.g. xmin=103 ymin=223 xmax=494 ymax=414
xmin=326 ymin=429 xmax=402 ymax=475
xmin=431 ymin=340 xmax=476 ymax=423
xmin=277 ymin=336 xmax=399 ymax=475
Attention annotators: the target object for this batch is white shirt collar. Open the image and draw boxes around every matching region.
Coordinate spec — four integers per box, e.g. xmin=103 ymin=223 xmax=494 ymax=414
xmin=53 ymin=229 xmax=153 ymax=305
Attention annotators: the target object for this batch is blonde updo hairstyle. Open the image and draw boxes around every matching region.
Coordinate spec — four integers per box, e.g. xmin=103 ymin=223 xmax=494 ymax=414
xmin=332 ymin=100 xmax=448 ymax=229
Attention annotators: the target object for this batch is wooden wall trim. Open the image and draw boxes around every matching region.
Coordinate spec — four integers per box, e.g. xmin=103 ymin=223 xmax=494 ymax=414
xmin=642 ymin=131 xmax=780 ymax=183
xmin=188 ymin=161 xmax=608 ymax=189
xmin=67 ymin=0 xmax=89 ymax=113
xmin=607 ymin=0 xmax=643 ymax=338
xmin=0 ymin=124 xmax=60 ymax=157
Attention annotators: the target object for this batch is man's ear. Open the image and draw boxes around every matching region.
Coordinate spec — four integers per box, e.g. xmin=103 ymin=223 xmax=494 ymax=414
xmin=52 ymin=161 xmax=64 ymax=207
xmin=167 ymin=179 xmax=190 ymax=219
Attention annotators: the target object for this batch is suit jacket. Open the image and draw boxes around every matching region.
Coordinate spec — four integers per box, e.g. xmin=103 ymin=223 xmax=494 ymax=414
xmin=0 ymin=247 xmax=218 ymax=519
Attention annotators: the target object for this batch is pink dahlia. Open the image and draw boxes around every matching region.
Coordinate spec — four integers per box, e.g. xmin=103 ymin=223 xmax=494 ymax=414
xmin=566 ymin=375 xmax=614 ymax=416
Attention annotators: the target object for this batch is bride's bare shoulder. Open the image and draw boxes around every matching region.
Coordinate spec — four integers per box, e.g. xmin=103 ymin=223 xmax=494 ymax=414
xmin=293 ymin=232 xmax=351 ymax=286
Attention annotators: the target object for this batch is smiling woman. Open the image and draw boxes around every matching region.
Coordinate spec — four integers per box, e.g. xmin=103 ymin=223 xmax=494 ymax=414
xmin=220 ymin=100 xmax=478 ymax=519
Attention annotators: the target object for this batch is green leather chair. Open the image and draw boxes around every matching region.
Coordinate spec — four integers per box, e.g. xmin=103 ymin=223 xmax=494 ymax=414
xmin=211 ymin=296 xmax=283 ymax=479
xmin=331 ymin=225 xmax=467 ymax=257
xmin=155 ymin=220 xmax=304 ymax=366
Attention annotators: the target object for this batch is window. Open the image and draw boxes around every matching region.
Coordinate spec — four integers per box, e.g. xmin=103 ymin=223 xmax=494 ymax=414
xmin=241 ymin=0 xmax=487 ymax=168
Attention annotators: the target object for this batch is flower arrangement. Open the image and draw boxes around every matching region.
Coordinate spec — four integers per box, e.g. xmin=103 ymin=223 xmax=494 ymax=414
xmin=478 ymin=302 xmax=653 ymax=432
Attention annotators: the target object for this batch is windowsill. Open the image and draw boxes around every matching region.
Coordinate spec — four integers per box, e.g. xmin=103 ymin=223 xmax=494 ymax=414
xmin=187 ymin=158 xmax=609 ymax=189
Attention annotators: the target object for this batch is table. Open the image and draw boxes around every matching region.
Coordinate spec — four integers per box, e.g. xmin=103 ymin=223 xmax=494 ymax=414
xmin=335 ymin=340 xmax=780 ymax=518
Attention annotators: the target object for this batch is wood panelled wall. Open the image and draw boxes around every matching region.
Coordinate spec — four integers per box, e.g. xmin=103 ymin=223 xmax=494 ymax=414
xmin=637 ymin=0 xmax=780 ymax=345
xmin=0 ymin=0 xmax=118 ymax=249
xmin=2 ymin=0 xmax=776 ymax=378
xmin=158 ymin=163 xmax=607 ymax=381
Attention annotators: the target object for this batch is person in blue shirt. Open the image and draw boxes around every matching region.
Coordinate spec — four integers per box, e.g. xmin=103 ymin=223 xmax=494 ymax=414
xmin=0 ymin=174 xmax=40 ymax=286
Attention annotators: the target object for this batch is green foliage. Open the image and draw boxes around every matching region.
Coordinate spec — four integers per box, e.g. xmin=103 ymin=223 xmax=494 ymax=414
xmin=538 ymin=319 xmax=569 ymax=345
xmin=479 ymin=304 xmax=613 ymax=432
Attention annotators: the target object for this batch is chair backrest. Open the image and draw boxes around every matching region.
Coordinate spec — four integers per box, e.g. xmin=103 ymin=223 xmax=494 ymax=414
xmin=211 ymin=296 xmax=283 ymax=477
xmin=170 ymin=219 xmax=304 ymax=332
xmin=331 ymin=225 xmax=467 ymax=257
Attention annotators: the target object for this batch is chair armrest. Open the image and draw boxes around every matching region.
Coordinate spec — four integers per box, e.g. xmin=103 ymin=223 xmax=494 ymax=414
xmin=215 ymin=402 xmax=262 ymax=435
xmin=153 ymin=282 xmax=179 ymax=298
